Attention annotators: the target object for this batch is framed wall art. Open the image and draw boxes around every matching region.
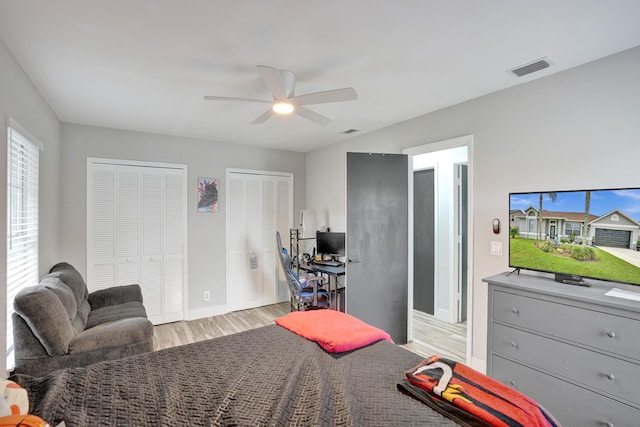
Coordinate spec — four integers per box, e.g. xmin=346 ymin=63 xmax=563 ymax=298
xmin=198 ymin=177 xmax=219 ymax=212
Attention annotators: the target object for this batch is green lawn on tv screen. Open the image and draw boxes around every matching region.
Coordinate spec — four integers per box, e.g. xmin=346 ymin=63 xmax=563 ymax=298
xmin=509 ymin=238 xmax=640 ymax=285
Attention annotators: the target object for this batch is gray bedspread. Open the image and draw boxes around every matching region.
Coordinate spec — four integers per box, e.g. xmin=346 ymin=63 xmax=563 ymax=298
xmin=12 ymin=324 xmax=461 ymax=426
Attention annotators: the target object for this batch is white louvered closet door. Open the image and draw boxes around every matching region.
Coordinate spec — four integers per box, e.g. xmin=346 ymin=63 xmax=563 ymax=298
xmin=275 ymin=177 xmax=292 ymax=301
xmin=117 ymin=166 xmax=141 ymax=289
xmin=244 ymin=175 xmax=263 ymax=307
xmin=226 ymin=174 xmax=247 ymax=311
xmin=88 ymin=160 xmax=186 ymax=325
xmin=162 ymin=169 xmax=185 ymax=323
xmin=140 ymin=168 xmax=163 ymax=321
xmin=226 ymin=171 xmax=292 ymax=312
xmin=258 ymin=177 xmax=277 ymax=305
xmin=87 ymin=164 xmax=117 ymax=291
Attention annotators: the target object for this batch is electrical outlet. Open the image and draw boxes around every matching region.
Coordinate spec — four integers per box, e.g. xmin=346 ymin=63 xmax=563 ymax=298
xmin=204 ymin=291 xmax=210 ymax=301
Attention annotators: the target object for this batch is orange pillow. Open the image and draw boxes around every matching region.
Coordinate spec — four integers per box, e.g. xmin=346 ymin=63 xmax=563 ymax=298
xmin=276 ymin=310 xmax=393 ymax=352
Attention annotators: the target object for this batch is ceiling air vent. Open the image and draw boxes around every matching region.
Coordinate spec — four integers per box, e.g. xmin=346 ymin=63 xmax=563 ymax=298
xmin=342 ymin=128 xmax=359 ymax=134
xmin=508 ymin=57 xmax=552 ymax=77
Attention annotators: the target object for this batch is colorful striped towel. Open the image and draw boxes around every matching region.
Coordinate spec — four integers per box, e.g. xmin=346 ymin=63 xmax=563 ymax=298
xmin=398 ymin=356 xmax=561 ymax=427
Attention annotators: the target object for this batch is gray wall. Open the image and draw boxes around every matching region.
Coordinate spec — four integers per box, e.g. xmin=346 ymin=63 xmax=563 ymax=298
xmin=59 ymin=123 xmax=306 ymax=317
xmin=305 ymin=46 xmax=640 ymax=370
xmin=0 ymin=39 xmax=61 ymax=375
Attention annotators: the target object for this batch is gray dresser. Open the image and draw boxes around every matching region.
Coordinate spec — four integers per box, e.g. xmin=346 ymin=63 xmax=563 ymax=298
xmin=484 ymin=272 xmax=640 ymax=427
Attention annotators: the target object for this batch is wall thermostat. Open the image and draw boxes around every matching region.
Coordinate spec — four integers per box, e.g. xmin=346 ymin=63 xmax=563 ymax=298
xmin=492 ymin=218 xmax=500 ymax=234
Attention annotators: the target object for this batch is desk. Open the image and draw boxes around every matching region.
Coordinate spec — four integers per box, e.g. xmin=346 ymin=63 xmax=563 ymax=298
xmin=299 ymin=263 xmax=345 ymax=312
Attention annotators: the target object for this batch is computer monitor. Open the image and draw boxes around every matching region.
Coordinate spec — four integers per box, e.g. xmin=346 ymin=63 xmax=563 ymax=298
xmin=316 ymin=232 xmax=345 ymax=256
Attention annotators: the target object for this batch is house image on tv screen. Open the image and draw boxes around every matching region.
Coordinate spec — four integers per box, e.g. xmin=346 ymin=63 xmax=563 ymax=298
xmin=512 ymin=207 xmax=640 ymax=249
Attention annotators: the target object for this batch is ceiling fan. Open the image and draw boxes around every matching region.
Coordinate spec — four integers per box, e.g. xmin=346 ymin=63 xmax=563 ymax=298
xmin=204 ymin=65 xmax=357 ymax=126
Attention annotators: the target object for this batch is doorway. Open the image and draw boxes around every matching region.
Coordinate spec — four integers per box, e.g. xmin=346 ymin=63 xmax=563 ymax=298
xmin=404 ymin=135 xmax=473 ymax=364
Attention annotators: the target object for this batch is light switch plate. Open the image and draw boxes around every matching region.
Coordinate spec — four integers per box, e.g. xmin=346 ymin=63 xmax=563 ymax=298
xmin=490 ymin=241 xmax=503 ymax=256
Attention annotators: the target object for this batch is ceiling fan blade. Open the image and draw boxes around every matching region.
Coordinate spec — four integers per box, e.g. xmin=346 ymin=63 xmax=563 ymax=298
xmin=280 ymin=69 xmax=296 ymax=98
xmin=203 ymin=96 xmax=271 ymax=104
xmin=295 ymin=106 xmax=331 ymax=126
xmin=292 ymin=87 xmax=357 ymax=106
xmin=257 ymin=65 xmax=288 ymax=101
xmin=251 ymin=108 xmax=273 ymax=124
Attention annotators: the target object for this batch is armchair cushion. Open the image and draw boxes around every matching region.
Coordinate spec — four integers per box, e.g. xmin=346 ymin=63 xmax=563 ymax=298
xmin=46 ymin=262 xmax=91 ymax=329
xmin=86 ymin=301 xmax=148 ymax=330
xmin=41 ymin=278 xmax=76 ymax=321
xmin=13 ymin=286 xmax=74 ymax=356
xmin=69 ymin=318 xmax=153 ymax=354
xmin=88 ymin=284 xmax=143 ymax=310
xmin=47 ymin=262 xmax=89 ymax=307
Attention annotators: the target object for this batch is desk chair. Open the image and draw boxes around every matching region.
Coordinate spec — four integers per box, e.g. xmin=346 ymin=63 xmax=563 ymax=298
xmin=276 ymin=231 xmax=329 ymax=311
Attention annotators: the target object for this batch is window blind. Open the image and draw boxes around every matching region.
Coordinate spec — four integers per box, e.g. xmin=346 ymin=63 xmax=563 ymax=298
xmin=6 ymin=126 xmax=40 ymax=371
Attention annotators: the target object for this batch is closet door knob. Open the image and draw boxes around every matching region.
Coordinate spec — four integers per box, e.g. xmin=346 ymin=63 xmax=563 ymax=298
xmin=511 ymin=308 xmax=519 ymax=315
xmin=606 ymin=331 xmax=616 ymax=338
xmin=606 ymin=373 xmax=615 ymax=381
xmin=604 ymin=422 xmax=614 ymax=427
xmin=509 ymin=380 xmax=516 ymax=387
xmin=510 ymin=341 xmax=518 ymax=349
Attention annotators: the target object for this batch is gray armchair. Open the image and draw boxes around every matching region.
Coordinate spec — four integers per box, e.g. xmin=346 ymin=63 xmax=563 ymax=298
xmin=12 ymin=262 xmax=153 ymax=377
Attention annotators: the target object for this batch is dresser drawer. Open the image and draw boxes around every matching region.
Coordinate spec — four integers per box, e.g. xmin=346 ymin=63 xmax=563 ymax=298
xmin=492 ymin=323 xmax=640 ymax=407
xmin=491 ymin=355 xmax=640 ymax=426
xmin=492 ymin=290 xmax=640 ymax=358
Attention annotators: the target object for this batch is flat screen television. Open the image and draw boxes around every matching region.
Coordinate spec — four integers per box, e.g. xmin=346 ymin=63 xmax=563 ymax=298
xmin=316 ymin=232 xmax=346 ymax=256
xmin=509 ymin=187 xmax=640 ymax=286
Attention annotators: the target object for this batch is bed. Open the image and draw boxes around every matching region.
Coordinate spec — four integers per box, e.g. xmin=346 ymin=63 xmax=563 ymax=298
xmin=12 ymin=322 xmax=463 ymax=426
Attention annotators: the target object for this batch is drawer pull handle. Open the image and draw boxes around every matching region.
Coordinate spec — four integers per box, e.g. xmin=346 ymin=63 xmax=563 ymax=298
xmin=511 ymin=308 xmax=519 ymax=315
xmin=606 ymin=331 xmax=616 ymax=338
xmin=606 ymin=373 xmax=615 ymax=381
xmin=510 ymin=341 xmax=518 ymax=349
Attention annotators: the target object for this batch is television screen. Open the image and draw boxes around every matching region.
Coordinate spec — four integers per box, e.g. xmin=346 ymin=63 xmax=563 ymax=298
xmin=509 ymin=188 xmax=640 ymax=286
xmin=316 ymin=232 xmax=345 ymax=256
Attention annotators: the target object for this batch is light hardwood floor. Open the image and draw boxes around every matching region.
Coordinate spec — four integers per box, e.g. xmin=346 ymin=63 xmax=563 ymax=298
xmin=154 ymin=303 xmax=467 ymax=363
xmin=401 ymin=309 xmax=467 ymax=363
xmin=153 ymin=302 xmax=290 ymax=350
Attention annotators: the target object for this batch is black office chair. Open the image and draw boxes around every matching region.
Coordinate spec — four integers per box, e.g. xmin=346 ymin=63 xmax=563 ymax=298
xmin=276 ymin=231 xmax=329 ymax=311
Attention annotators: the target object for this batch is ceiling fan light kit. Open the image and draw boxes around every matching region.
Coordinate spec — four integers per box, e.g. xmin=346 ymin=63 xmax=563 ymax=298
xmin=272 ymin=101 xmax=294 ymax=114
xmin=204 ymin=65 xmax=357 ymax=125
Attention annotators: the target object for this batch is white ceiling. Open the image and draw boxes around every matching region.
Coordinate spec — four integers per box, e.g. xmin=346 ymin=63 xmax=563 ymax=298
xmin=1 ymin=1 xmax=640 ymax=153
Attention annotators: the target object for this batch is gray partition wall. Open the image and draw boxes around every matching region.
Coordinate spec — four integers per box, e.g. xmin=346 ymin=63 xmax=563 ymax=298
xmin=346 ymin=152 xmax=408 ymax=343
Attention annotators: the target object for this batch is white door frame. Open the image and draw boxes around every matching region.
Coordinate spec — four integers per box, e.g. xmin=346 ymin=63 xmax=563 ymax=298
xmin=403 ymin=134 xmax=474 ymax=365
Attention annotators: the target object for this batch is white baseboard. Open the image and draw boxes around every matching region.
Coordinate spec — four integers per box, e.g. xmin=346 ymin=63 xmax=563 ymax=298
xmin=187 ymin=304 xmax=227 ymax=321
xmin=434 ymin=307 xmax=454 ymax=323
xmin=186 ymin=296 xmax=288 ymax=322
xmin=470 ymin=355 xmax=486 ymax=373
